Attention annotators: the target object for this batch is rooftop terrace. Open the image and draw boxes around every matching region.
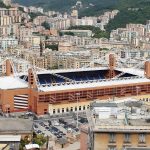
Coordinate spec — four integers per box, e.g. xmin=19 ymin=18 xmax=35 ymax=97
xmin=87 ymin=99 xmax=150 ymax=133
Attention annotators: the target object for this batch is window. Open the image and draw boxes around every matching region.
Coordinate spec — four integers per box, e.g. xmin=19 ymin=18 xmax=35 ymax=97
xmin=70 ymin=107 xmax=73 ymax=112
xmin=108 ymin=146 xmax=116 ymax=150
xmin=109 ymin=133 xmax=116 ymax=143
xmin=66 ymin=107 xmax=69 ymax=112
xmin=62 ymin=108 xmax=64 ymax=113
xmin=139 ymin=133 xmax=146 ymax=143
xmin=75 ymin=107 xmax=77 ymax=111
xmin=83 ymin=106 xmax=85 ymax=110
xmin=57 ymin=109 xmax=60 ymax=113
xmin=44 ymin=109 xmax=47 ymax=114
xmin=79 ymin=106 xmax=81 ymax=111
xmin=53 ymin=109 xmax=55 ymax=114
xmin=124 ymin=133 xmax=130 ymax=143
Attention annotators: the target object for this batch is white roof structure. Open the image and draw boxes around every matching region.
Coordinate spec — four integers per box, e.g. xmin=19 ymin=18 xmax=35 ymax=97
xmin=25 ymin=144 xmax=40 ymax=150
xmin=0 ymin=66 xmax=148 ymax=91
xmin=116 ymin=67 xmax=144 ymax=77
xmin=39 ymin=76 xmax=150 ymax=92
xmin=18 ymin=67 xmax=108 ymax=76
xmin=0 ymin=135 xmax=21 ymax=142
xmin=0 ymin=76 xmax=28 ymax=89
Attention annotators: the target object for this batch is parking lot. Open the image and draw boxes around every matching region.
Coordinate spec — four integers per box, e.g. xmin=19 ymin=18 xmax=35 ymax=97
xmin=33 ymin=112 xmax=88 ymax=141
xmin=1 ymin=111 xmax=88 ymax=149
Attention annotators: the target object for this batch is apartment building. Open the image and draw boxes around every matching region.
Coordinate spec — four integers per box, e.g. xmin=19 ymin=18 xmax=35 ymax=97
xmin=0 ymin=37 xmax=18 ymax=50
xmin=81 ymin=99 xmax=150 ymax=150
xmin=60 ymin=30 xmax=92 ymax=37
xmin=49 ymin=18 xmax=71 ymax=30
xmin=33 ymin=16 xmax=49 ymax=26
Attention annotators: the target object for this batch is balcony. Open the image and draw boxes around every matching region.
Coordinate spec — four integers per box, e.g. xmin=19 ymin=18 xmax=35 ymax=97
xmin=138 ymin=141 xmax=147 ymax=147
xmin=108 ymin=140 xmax=116 ymax=146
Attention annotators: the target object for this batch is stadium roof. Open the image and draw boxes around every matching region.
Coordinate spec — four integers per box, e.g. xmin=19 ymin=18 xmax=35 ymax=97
xmin=39 ymin=76 xmax=150 ymax=92
xmin=0 ymin=67 xmax=146 ymax=90
xmin=0 ymin=76 xmax=28 ymax=90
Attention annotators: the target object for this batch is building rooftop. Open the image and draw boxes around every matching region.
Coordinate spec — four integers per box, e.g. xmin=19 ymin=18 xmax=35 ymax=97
xmin=87 ymin=99 xmax=150 ymax=133
xmin=0 ymin=118 xmax=33 ymax=134
xmin=0 ymin=135 xmax=21 ymax=142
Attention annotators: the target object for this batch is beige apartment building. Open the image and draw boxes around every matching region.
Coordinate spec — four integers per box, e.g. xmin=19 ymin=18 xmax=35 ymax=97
xmin=81 ymin=100 xmax=150 ymax=150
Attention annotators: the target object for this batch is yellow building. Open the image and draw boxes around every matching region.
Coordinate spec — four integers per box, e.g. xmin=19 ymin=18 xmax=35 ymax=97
xmin=80 ymin=99 xmax=150 ymax=150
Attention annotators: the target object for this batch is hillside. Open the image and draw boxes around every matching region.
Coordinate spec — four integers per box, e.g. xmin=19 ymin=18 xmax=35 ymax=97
xmin=13 ymin=0 xmax=117 ymax=14
xmin=106 ymin=0 xmax=150 ymax=31
xmin=13 ymin=0 xmax=150 ymax=32
xmin=0 ymin=0 xmax=9 ymax=8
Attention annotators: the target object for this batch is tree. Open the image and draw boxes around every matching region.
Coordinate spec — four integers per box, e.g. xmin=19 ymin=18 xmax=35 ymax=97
xmin=45 ymin=44 xmax=58 ymax=51
xmin=59 ymin=31 xmax=75 ymax=36
xmin=33 ymin=134 xmax=47 ymax=146
xmin=41 ymin=21 xmax=50 ymax=30
xmin=68 ymin=25 xmax=110 ymax=39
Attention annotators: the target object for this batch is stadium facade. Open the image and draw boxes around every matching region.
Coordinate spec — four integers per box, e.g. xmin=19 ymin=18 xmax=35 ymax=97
xmin=1 ymin=54 xmax=150 ymax=115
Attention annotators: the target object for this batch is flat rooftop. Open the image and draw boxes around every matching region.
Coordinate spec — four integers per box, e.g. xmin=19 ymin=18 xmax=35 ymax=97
xmin=0 ymin=135 xmax=21 ymax=142
xmin=87 ymin=99 xmax=150 ymax=133
xmin=0 ymin=118 xmax=33 ymax=133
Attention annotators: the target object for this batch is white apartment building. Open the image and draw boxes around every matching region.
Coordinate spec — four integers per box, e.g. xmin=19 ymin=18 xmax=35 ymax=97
xmin=0 ymin=37 xmax=18 ymax=50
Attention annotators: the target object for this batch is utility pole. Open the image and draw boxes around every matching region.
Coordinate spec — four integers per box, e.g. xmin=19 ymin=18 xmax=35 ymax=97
xmin=76 ymin=93 xmax=80 ymax=129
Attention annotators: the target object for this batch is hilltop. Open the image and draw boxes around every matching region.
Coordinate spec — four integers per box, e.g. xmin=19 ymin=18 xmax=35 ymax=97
xmin=13 ymin=0 xmax=117 ymax=15
xmin=13 ymin=0 xmax=150 ymax=32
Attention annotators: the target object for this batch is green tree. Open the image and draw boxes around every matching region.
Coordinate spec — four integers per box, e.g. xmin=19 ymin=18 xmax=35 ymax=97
xmin=68 ymin=25 xmax=109 ymax=39
xmin=41 ymin=21 xmax=50 ymax=30
xmin=45 ymin=44 xmax=58 ymax=51
xmin=59 ymin=31 xmax=75 ymax=36
xmin=33 ymin=134 xmax=47 ymax=146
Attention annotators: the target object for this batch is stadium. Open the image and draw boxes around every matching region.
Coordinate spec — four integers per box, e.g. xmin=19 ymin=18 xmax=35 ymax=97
xmin=0 ymin=54 xmax=150 ymax=115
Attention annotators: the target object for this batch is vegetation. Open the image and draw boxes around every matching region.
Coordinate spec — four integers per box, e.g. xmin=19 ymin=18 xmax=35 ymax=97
xmin=0 ymin=0 xmax=9 ymax=8
xmin=68 ymin=25 xmax=109 ymax=39
xmin=41 ymin=21 xmax=50 ymax=30
xmin=19 ymin=133 xmax=47 ymax=150
xmin=14 ymin=0 xmax=117 ymax=14
xmin=18 ymin=6 xmax=25 ymax=12
xmin=29 ymin=12 xmax=44 ymax=21
xmin=32 ymin=133 xmax=47 ymax=146
xmin=19 ymin=136 xmax=30 ymax=150
xmin=59 ymin=31 xmax=74 ymax=36
xmin=15 ymin=0 xmax=150 ymax=34
xmin=45 ymin=44 xmax=58 ymax=51
xmin=106 ymin=0 xmax=150 ymax=32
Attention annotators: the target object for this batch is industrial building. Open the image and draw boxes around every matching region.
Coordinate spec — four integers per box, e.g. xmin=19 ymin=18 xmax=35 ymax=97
xmin=1 ymin=54 xmax=150 ymax=115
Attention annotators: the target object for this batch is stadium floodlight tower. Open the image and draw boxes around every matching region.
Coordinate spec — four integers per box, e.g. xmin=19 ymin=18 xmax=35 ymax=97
xmin=76 ymin=92 xmax=80 ymax=129
xmin=6 ymin=59 xmax=14 ymax=76
xmin=108 ymin=54 xmax=116 ymax=78
xmin=144 ymin=61 xmax=150 ymax=79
